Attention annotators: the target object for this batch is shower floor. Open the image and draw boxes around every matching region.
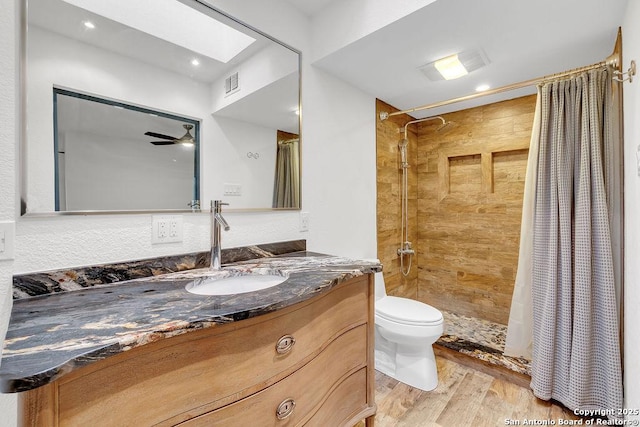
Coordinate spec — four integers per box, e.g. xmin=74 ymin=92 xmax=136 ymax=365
xmin=435 ymin=310 xmax=531 ymax=377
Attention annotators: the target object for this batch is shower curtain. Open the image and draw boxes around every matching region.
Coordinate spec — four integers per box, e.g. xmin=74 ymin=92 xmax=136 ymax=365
xmin=504 ymin=91 xmax=541 ymax=360
xmin=272 ymin=139 xmax=300 ymax=208
xmin=506 ymin=67 xmax=623 ymax=414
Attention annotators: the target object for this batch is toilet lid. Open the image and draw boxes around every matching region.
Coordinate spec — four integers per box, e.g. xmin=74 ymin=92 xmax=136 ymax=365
xmin=376 ymin=296 xmax=443 ymax=326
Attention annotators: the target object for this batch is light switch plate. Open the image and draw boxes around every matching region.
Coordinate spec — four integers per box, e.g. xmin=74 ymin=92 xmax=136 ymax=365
xmin=223 ymin=183 xmax=242 ymax=196
xmin=299 ymin=212 xmax=310 ymax=232
xmin=0 ymin=221 xmax=16 ymax=260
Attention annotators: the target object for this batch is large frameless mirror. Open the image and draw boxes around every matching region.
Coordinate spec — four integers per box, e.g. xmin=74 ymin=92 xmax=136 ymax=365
xmin=22 ymin=0 xmax=301 ymax=215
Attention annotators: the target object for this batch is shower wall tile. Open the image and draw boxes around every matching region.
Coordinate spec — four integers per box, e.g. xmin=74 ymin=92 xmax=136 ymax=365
xmin=375 ymin=95 xmax=536 ymax=321
xmin=416 ymin=95 xmax=536 ymax=324
xmin=376 ymin=99 xmax=418 ymax=299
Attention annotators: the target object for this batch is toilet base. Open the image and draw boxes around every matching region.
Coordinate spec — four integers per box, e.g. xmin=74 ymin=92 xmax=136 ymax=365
xmin=374 ymin=329 xmax=439 ymax=391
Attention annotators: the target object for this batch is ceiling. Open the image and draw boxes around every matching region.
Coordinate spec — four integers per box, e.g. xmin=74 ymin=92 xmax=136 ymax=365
xmin=283 ymin=0 xmax=338 ymax=17
xmin=309 ymin=0 xmax=629 ymax=118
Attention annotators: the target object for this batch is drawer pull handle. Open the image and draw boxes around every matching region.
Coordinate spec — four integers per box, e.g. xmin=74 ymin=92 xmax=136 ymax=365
xmin=276 ymin=398 xmax=296 ymax=420
xmin=275 ymin=335 xmax=296 ymax=354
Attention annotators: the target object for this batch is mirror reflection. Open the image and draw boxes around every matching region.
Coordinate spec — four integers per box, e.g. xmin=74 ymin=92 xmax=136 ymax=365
xmin=23 ymin=0 xmax=301 ymax=214
xmin=54 ymin=89 xmax=200 ymax=211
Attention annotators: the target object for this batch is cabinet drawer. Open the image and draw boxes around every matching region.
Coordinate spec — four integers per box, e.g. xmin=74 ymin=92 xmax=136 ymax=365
xmin=56 ymin=276 xmax=368 ymax=426
xmin=305 ymin=369 xmax=368 ymax=427
xmin=179 ymin=325 xmax=368 ymax=427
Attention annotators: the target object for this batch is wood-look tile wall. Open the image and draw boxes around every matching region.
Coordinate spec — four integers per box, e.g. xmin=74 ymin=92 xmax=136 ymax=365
xmin=376 ymin=99 xmax=418 ymax=298
xmin=376 ymin=95 xmax=536 ymax=324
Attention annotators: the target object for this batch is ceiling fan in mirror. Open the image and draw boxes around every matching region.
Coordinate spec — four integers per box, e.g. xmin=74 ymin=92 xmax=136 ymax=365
xmin=145 ymin=124 xmax=195 ymax=146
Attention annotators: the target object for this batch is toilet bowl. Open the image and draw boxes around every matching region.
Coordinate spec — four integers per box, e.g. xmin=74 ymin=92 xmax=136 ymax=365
xmin=374 ymin=272 xmax=444 ymax=391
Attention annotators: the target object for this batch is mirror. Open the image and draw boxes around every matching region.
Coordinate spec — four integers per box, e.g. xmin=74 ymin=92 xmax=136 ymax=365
xmin=22 ymin=0 xmax=301 ymax=214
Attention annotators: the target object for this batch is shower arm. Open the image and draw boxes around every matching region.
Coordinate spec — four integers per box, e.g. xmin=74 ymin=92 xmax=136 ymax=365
xmin=400 ymin=116 xmax=447 ymax=140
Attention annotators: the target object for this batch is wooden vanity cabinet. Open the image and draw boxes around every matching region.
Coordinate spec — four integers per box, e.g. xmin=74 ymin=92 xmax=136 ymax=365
xmin=19 ymin=275 xmax=376 ymax=426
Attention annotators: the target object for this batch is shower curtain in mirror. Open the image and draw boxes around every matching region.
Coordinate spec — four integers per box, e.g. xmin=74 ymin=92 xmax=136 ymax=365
xmin=506 ymin=67 xmax=622 ymax=414
xmin=272 ymin=139 xmax=300 ymax=208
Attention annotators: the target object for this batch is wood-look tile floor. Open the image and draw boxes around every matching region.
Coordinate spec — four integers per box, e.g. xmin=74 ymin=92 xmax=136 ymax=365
xmin=369 ymin=356 xmax=580 ymax=427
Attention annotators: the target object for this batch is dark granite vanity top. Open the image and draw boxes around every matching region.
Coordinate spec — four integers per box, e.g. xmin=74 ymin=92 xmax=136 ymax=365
xmin=0 ymin=240 xmax=381 ymax=393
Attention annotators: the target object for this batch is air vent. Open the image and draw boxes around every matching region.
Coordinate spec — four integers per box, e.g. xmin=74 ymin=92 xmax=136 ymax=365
xmin=225 ymin=72 xmax=239 ymax=94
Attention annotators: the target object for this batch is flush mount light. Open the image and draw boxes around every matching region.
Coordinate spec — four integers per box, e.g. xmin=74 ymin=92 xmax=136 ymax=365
xmin=191 ymin=58 xmax=200 ymax=66
xmin=419 ymin=49 xmax=490 ymax=82
xmin=475 ymin=84 xmax=490 ymax=92
xmin=62 ymin=0 xmax=255 ymax=63
xmin=434 ymin=54 xmax=468 ymax=80
xmin=83 ymin=20 xmax=95 ymax=29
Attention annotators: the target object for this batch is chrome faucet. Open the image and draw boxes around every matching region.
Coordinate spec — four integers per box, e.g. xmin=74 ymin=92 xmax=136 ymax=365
xmin=210 ymin=200 xmax=230 ymax=270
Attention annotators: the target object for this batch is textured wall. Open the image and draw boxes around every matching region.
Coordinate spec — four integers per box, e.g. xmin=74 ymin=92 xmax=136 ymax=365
xmin=376 ymin=99 xmax=418 ymax=298
xmin=0 ymin=0 xmax=18 ymax=424
xmin=415 ymin=95 xmax=535 ymax=324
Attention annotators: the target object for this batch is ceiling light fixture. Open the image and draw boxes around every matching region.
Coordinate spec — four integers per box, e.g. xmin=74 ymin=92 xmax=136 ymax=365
xmin=434 ymin=54 xmax=468 ymax=80
xmin=476 ymin=84 xmax=490 ymax=92
xmin=63 ymin=0 xmax=255 ymax=63
xmin=191 ymin=58 xmax=200 ymax=66
xmin=419 ymin=49 xmax=490 ymax=82
xmin=83 ymin=21 xmax=95 ymax=29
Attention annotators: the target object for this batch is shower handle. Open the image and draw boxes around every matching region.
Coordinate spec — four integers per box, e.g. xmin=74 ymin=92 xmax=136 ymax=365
xmin=397 ymin=241 xmax=415 ymax=256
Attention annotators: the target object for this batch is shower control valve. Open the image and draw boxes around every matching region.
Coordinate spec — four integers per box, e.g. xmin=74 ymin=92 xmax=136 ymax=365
xmin=397 ymin=242 xmax=415 ymax=256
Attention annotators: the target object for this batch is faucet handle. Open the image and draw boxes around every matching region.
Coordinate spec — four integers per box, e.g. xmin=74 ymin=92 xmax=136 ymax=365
xmin=211 ymin=200 xmax=230 ymax=210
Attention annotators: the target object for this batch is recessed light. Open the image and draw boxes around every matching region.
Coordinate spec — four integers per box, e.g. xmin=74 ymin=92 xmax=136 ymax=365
xmin=476 ymin=84 xmax=490 ymax=92
xmin=83 ymin=21 xmax=95 ymax=29
xmin=191 ymin=58 xmax=200 ymax=66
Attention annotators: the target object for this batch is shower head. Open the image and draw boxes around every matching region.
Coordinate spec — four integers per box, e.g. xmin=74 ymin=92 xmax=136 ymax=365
xmin=436 ymin=120 xmax=456 ymax=133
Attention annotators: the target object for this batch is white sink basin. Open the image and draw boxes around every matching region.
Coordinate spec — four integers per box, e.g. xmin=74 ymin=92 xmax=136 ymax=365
xmin=185 ymin=272 xmax=287 ymax=296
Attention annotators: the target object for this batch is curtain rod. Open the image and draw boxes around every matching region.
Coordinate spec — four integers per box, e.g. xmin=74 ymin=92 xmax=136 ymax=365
xmin=380 ymin=52 xmax=623 ymax=120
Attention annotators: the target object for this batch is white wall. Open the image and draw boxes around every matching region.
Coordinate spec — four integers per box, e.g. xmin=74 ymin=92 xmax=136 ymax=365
xmin=0 ymin=0 xmax=18 ymax=423
xmin=211 ymin=116 xmax=278 ymax=209
xmin=623 ymin=0 xmax=640 ymax=418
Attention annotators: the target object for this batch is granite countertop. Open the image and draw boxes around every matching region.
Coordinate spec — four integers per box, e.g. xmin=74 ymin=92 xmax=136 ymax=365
xmin=0 ymin=249 xmax=381 ymax=393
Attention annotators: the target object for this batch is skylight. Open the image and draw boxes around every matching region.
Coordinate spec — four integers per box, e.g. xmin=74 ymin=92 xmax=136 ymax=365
xmin=62 ymin=0 xmax=256 ymax=63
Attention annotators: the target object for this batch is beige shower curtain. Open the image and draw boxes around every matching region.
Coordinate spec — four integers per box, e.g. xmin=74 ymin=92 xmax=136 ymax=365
xmin=272 ymin=139 xmax=300 ymax=208
xmin=509 ymin=67 xmax=622 ymax=414
xmin=504 ymin=90 xmax=541 ymax=360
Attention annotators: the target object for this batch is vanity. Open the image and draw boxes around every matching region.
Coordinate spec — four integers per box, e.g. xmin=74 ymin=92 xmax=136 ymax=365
xmin=1 ymin=242 xmax=380 ymax=426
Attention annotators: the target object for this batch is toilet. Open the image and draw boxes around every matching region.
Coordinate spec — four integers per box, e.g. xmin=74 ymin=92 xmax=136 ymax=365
xmin=374 ymin=272 xmax=444 ymax=391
